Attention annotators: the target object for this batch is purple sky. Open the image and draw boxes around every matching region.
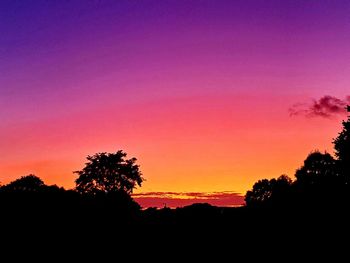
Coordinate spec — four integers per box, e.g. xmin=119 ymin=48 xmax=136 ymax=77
xmin=1 ymin=0 xmax=350 ymax=206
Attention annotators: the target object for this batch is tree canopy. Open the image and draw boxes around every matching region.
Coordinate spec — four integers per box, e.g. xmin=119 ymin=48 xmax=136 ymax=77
xmin=245 ymin=175 xmax=292 ymax=207
xmin=295 ymin=151 xmax=337 ymax=186
xmin=1 ymin=174 xmax=45 ymax=192
xmin=334 ymin=105 xmax=350 ymax=177
xmin=75 ymin=150 xmax=144 ymax=195
xmin=246 ymin=106 xmax=350 ymax=207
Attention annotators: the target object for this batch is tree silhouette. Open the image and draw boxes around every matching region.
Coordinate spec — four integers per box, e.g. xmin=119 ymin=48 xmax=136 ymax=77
xmin=245 ymin=179 xmax=272 ymax=206
xmin=292 ymin=150 xmax=346 ymax=207
xmin=1 ymin=174 xmax=45 ymax=192
xmin=75 ymin=150 xmax=144 ymax=195
xmin=245 ymin=175 xmax=292 ymax=207
xmin=334 ymin=105 xmax=350 ymax=178
xmin=295 ymin=151 xmax=338 ymax=186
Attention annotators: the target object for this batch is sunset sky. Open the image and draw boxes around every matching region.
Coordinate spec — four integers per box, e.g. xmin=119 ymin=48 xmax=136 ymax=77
xmin=1 ymin=0 xmax=350 ymax=207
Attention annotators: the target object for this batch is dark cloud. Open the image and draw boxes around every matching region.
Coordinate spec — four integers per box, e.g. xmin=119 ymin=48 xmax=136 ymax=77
xmin=289 ymin=95 xmax=350 ymax=118
xmin=132 ymin=191 xmax=244 ymax=208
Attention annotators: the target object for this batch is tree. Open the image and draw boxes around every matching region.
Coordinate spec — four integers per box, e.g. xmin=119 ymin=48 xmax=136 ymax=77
xmin=295 ymin=151 xmax=338 ymax=186
xmin=1 ymin=174 xmax=45 ymax=192
xmin=292 ymin=151 xmax=347 ymax=207
xmin=245 ymin=175 xmax=292 ymax=207
xmin=333 ymin=105 xmax=350 ymax=178
xmin=245 ymin=179 xmax=272 ymax=206
xmin=75 ymin=150 xmax=144 ymax=195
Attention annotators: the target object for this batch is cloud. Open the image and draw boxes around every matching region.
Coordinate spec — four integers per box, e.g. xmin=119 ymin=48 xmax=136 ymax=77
xmin=289 ymin=95 xmax=350 ymax=118
xmin=132 ymin=191 xmax=244 ymax=208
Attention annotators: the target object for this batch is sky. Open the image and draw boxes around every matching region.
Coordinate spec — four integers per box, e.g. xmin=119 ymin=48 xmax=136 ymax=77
xmin=1 ymin=0 xmax=350 ymax=207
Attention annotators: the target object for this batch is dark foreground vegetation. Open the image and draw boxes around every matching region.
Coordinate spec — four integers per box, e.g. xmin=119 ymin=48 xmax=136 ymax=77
xmin=1 ymin=107 xmax=350 ymax=254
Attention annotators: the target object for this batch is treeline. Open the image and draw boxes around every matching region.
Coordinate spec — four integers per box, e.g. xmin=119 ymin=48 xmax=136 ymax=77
xmin=0 ymin=106 xmax=349 ymax=229
xmin=245 ymin=106 xmax=350 ymax=210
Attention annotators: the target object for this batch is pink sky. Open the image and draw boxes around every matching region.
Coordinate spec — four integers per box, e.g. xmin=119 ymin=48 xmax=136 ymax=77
xmin=1 ymin=1 xmax=350 ymax=206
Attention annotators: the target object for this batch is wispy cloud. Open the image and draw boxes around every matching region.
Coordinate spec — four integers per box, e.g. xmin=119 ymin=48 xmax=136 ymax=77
xmin=132 ymin=191 xmax=244 ymax=208
xmin=289 ymin=95 xmax=350 ymax=118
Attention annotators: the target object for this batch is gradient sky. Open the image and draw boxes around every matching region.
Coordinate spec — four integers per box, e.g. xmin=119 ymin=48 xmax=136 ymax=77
xmin=1 ymin=0 xmax=350 ymax=207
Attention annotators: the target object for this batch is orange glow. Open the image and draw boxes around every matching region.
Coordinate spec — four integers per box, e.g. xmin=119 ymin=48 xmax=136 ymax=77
xmin=0 ymin=94 xmax=343 ymax=198
xmin=2 ymin=0 xmax=350 ymax=208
